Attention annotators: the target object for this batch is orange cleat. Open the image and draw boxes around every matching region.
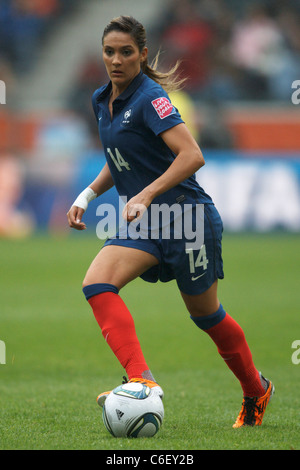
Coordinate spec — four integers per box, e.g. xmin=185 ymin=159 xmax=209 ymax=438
xmin=233 ymin=375 xmax=275 ymax=428
xmin=97 ymin=390 xmax=112 ymax=408
xmin=97 ymin=376 xmax=163 ymax=408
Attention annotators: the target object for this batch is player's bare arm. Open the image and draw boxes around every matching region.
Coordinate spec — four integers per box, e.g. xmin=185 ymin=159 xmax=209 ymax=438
xmin=67 ymin=162 xmax=115 ymax=230
xmin=123 ymin=123 xmax=205 ymax=222
xmin=89 ymin=161 xmax=115 ymax=196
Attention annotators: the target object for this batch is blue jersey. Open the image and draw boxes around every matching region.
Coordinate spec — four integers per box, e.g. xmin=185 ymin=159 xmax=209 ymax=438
xmin=92 ymin=71 xmax=212 ymax=205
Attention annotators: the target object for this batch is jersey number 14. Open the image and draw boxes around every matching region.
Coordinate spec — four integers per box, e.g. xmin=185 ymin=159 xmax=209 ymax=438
xmin=185 ymin=245 xmax=209 ymax=274
xmin=107 ymin=148 xmax=131 ymax=172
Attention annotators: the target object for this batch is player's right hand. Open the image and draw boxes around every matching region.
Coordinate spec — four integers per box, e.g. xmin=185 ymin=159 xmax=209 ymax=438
xmin=67 ymin=205 xmax=87 ymax=230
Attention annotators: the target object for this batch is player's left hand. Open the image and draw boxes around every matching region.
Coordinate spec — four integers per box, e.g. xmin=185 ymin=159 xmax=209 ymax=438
xmin=122 ymin=190 xmax=152 ymax=222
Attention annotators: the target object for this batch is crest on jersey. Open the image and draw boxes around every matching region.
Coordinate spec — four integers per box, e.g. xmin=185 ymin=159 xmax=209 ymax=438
xmin=151 ymin=97 xmax=176 ymax=119
xmin=121 ymin=108 xmax=133 ymax=126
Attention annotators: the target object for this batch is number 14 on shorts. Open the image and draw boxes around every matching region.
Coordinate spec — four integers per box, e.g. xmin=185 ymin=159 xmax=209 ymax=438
xmin=186 ymin=245 xmax=208 ymax=276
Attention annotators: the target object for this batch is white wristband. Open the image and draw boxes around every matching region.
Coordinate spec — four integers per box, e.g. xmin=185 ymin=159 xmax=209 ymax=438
xmin=72 ymin=187 xmax=97 ymax=211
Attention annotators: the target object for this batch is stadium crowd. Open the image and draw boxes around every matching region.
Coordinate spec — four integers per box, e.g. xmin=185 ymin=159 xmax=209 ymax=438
xmin=0 ymin=0 xmax=78 ymax=76
xmin=66 ymin=0 xmax=300 ymax=108
xmin=64 ymin=0 xmax=300 ymax=145
xmin=1 ymin=0 xmax=300 ymax=106
xmin=149 ymin=0 xmax=300 ymax=101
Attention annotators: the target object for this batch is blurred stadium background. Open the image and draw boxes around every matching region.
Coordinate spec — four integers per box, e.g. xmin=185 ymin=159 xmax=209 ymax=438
xmin=0 ymin=0 xmax=300 ymax=237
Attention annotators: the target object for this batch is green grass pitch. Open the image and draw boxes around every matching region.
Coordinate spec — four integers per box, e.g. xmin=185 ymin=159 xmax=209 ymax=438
xmin=0 ymin=232 xmax=299 ymax=450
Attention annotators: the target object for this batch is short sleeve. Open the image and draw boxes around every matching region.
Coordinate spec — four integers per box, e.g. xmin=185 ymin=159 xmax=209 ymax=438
xmin=142 ymin=90 xmax=184 ymax=136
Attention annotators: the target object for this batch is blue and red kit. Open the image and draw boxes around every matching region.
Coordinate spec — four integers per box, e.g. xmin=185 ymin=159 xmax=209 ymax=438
xmin=92 ymin=70 xmax=224 ymax=295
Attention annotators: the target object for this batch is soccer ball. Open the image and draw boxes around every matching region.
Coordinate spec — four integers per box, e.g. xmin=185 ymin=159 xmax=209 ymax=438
xmin=102 ymin=382 xmax=164 ymax=438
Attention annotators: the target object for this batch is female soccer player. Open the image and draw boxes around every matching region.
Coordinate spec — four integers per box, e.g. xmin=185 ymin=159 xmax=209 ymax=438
xmin=67 ymin=16 xmax=274 ymax=428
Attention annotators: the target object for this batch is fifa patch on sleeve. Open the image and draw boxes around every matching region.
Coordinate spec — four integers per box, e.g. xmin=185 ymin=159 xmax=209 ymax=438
xmin=151 ymin=97 xmax=176 ymax=119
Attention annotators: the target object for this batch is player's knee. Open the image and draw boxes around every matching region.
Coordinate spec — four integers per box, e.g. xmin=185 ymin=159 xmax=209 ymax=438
xmin=190 ymin=304 xmax=226 ymax=331
xmin=185 ymin=300 xmax=220 ymax=317
xmin=82 ymin=275 xmax=94 ymax=290
xmin=186 ymin=304 xmax=208 ymax=317
xmin=82 ymin=270 xmax=104 ymax=289
xmin=82 ymin=282 xmax=119 ymax=301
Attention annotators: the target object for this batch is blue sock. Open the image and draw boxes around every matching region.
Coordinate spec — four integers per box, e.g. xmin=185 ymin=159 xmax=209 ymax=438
xmin=82 ymin=283 xmax=119 ymax=301
xmin=190 ymin=304 xmax=226 ymax=331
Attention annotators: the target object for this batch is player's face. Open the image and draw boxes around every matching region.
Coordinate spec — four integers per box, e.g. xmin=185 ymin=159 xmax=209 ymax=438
xmin=102 ymin=31 xmax=147 ymax=93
